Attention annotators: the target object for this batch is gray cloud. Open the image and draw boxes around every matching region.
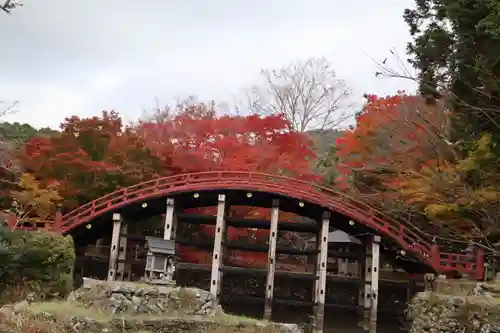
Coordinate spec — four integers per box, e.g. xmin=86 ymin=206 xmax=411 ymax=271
xmin=0 ymin=0 xmax=417 ymax=128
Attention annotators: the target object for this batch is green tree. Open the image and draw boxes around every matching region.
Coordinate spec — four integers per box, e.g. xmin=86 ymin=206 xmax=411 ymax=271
xmin=404 ymin=0 xmax=500 ymax=144
xmin=0 ymin=122 xmax=57 ymax=146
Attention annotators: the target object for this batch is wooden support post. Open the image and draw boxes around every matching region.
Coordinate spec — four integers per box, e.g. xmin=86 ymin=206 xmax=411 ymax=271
xmin=163 ymin=198 xmax=178 ymax=241
xmin=313 ymin=230 xmax=321 ymax=303
xmin=341 ymin=259 xmax=348 ymax=275
xmin=357 ymin=249 xmax=366 ymax=328
xmin=264 ymin=199 xmax=280 ymax=321
xmin=337 ymin=251 xmax=343 ymax=276
xmin=369 ymin=235 xmax=380 ymax=333
xmin=107 ymin=213 xmax=122 ymax=282
xmin=126 ymin=223 xmax=135 ymax=281
xmin=407 ymin=278 xmax=415 ymax=306
xmin=210 ymin=194 xmax=227 ymax=306
xmin=363 ymin=235 xmax=380 ymax=333
xmin=312 ymin=211 xmax=330 ymax=333
xmin=341 ymin=248 xmax=349 ymax=275
xmin=117 ymin=223 xmax=128 ymax=281
xmin=164 ymin=198 xmax=178 ymax=284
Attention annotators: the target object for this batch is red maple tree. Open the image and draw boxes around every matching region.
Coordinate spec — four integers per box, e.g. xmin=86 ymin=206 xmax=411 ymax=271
xmin=20 ymin=111 xmax=174 ymax=210
xmin=136 ymin=103 xmax=319 ymax=265
xmin=137 ymin=103 xmax=317 ymax=178
xmin=19 ymin=105 xmax=319 ymax=267
xmin=335 ymin=92 xmax=452 ymax=206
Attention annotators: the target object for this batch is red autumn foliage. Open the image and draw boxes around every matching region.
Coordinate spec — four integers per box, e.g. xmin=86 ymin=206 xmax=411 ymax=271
xmin=335 ymin=92 xmax=451 ymax=201
xmin=20 ymin=111 xmax=173 ymax=210
xmin=137 ymin=104 xmax=319 ymax=263
xmin=19 ymin=105 xmax=319 ymax=267
xmin=137 ymin=104 xmax=317 ymax=179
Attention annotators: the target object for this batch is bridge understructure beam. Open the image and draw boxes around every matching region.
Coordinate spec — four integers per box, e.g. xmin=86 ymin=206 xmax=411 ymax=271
xmin=362 ymin=235 xmax=380 ymax=333
xmin=116 ymin=222 xmax=130 ymax=281
xmin=264 ymin=199 xmax=280 ymax=320
xmin=107 ymin=213 xmax=122 ymax=282
xmin=312 ymin=211 xmax=330 ymax=333
xmin=210 ymin=194 xmax=229 ymax=306
xmin=163 ymin=198 xmax=179 ymax=281
xmin=163 ymin=198 xmax=178 ymax=241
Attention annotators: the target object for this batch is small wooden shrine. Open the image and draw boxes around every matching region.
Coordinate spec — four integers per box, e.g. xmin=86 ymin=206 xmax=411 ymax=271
xmin=144 ymin=236 xmax=177 ymax=284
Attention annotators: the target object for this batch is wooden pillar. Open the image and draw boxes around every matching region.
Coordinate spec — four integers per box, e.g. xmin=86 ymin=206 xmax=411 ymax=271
xmin=163 ymin=198 xmax=177 ymax=241
xmin=363 ymin=235 xmax=380 ymax=332
xmin=357 ymin=256 xmax=365 ymax=327
xmin=312 ymin=211 xmax=330 ymax=333
xmin=312 ymin=230 xmax=321 ymax=303
xmin=264 ymin=199 xmax=280 ymax=320
xmin=163 ymin=198 xmax=178 ymax=284
xmin=107 ymin=213 xmax=122 ymax=282
xmin=210 ymin=194 xmax=227 ymax=305
xmin=336 ymin=250 xmax=343 ymax=276
xmin=340 ymin=258 xmax=348 ymax=275
xmin=117 ymin=223 xmax=128 ymax=281
xmin=407 ymin=278 xmax=415 ymax=305
xmin=126 ymin=223 xmax=135 ymax=281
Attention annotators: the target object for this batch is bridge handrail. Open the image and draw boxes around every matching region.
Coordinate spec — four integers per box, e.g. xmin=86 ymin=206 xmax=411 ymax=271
xmin=58 ymin=171 xmax=434 ymax=254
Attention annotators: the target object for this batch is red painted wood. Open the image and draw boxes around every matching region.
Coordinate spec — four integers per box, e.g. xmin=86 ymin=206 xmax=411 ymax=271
xmin=8 ymin=171 xmax=484 ymax=279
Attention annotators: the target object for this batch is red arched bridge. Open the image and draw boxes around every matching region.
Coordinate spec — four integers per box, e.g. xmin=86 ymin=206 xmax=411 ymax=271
xmin=8 ymin=171 xmax=485 ymax=279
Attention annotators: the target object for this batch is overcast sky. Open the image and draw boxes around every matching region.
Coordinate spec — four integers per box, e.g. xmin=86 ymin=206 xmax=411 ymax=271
xmin=0 ymin=0 xmax=417 ymax=129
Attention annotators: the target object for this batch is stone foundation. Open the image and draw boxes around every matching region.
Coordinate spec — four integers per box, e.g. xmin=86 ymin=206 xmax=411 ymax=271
xmin=68 ymin=277 xmax=221 ymax=316
xmin=0 ymin=278 xmax=302 ymax=333
xmin=408 ymin=288 xmax=500 ymax=333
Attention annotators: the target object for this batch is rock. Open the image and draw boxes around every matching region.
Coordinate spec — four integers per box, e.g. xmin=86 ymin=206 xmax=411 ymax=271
xmin=278 ymin=323 xmax=303 ymax=333
xmin=12 ymin=300 xmax=29 ymax=313
xmin=0 ymin=278 xmax=299 ymax=333
xmin=67 ymin=278 xmax=221 ymax=317
xmin=408 ymin=292 xmax=500 ymax=333
xmin=0 ymin=305 xmax=13 ymax=319
xmin=25 ymin=292 xmax=36 ymax=302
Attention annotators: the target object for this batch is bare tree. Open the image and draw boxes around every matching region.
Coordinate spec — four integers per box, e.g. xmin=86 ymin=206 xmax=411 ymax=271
xmin=245 ymin=57 xmax=352 ymax=132
xmin=1 ymin=0 xmax=22 ymax=14
xmin=0 ymin=100 xmax=18 ymax=118
xmin=140 ymin=96 xmax=218 ymax=123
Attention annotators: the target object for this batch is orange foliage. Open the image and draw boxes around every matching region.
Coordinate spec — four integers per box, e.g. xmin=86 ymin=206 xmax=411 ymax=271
xmin=20 ymin=111 xmax=172 ymax=210
xmin=19 ymin=105 xmax=319 ymax=267
xmin=335 ymin=93 xmax=451 ymax=193
xmin=135 ymin=104 xmax=319 ymax=265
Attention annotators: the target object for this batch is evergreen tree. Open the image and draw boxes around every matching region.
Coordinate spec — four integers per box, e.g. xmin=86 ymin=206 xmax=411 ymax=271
xmin=404 ymin=0 xmax=500 ymax=145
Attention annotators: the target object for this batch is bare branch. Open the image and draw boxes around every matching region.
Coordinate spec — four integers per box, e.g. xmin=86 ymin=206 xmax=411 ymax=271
xmin=245 ymin=57 xmax=352 ymax=132
xmin=0 ymin=100 xmax=22 ymax=179
xmin=1 ymin=0 xmax=22 ymax=14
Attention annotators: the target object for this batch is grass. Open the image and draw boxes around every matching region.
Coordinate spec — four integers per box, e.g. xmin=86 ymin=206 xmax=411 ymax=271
xmin=26 ymin=300 xmax=267 ymax=325
xmin=29 ymin=301 xmax=113 ymax=321
xmin=0 ymin=300 xmax=277 ymax=333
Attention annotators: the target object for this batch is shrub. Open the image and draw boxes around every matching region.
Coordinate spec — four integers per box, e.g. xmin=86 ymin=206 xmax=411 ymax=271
xmin=0 ymin=226 xmax=75 ymax=303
